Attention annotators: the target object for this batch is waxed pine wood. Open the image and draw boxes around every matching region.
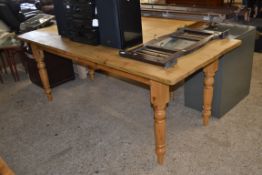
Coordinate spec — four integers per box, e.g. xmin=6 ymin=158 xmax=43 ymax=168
xmin=18 ymin=17 xmax=241 ymax=164
xmin=0 ymin=158 xmax=15 ymax=175
xmin=150 ymin=81 xmax=170 ymax=164
xmin=18 ymin=18 xmax=240 ymax=86
xmin=202 ymin=60 xmax=219 ymax=126
xmin=31 ymin=44 xmax=53 ymax=101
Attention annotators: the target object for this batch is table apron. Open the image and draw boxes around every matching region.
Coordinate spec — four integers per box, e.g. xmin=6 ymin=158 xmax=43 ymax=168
xmin=35 ymin=44 xmax=151 ymax=86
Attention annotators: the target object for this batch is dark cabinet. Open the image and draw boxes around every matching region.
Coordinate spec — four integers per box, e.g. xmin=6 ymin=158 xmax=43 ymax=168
xmin=26 ymin=51 xmax=75 ymax=88
xmin=184 ymin=24 xmax=256 ymax=118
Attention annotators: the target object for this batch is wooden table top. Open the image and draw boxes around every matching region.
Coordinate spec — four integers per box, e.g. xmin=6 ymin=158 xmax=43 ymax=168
xmin=18 ymin=17 xmax=241 ymax=85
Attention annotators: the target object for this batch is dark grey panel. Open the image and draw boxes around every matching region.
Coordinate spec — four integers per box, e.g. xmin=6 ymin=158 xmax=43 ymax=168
xmin=184 ymin=23 xmax=256 ymax=118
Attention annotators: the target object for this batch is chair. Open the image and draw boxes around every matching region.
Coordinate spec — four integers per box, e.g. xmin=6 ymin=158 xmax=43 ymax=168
xmin=0 ymin=0 xmax=29 ymax=31
xmin=0 ymin=30 xmax=25 ymax=83
xmin=0 ymin=0 xmax=21 ymax=32
xmin=0 ymin=45 xmax=26 ymax=82
xmin=0 ymin=0 xmax=38 ymax=32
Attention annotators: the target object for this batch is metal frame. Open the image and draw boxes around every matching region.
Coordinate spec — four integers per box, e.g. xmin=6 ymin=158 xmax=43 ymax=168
xmin=119 ymin=27 xmax=228 ymax=68
xmin=140 ymin=4 xmax=241 ymax=23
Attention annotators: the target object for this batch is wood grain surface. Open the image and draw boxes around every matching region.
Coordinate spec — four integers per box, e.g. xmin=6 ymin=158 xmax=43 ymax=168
xmin=0 ymin=158 xmax=15 ymax=175
xmin=17 ymin=17 xmax=242 ymax=165
xmin=18 ymin=17 xmax=241 ymax=85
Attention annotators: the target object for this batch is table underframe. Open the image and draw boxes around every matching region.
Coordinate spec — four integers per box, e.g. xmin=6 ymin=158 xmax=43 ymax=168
xmin=30 ymin=43 xmax=219 ymax=165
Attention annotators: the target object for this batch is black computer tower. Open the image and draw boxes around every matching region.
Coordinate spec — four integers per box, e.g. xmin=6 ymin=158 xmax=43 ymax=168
xmin=96 ymin=0 xmax=143 ymax=49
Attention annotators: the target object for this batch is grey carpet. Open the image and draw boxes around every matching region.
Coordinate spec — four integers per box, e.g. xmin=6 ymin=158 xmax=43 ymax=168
xmin=0 ymin=53 xmax=261 ymax=175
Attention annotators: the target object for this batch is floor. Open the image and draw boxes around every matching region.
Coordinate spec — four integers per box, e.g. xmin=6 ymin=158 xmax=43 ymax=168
xmin=0 ymin=53 xmax=261 ymax=175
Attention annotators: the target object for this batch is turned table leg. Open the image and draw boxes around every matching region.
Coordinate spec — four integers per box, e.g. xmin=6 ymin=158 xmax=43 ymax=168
xmin=88 ymin=66 xmax=95 ymax=80
xmin=150 ymin=81 xmax=170 ymax=165
xmin=31 ymin=44 xmax=53 ymax=101
xmin=202 ymin=60 xmax=219 ymax=126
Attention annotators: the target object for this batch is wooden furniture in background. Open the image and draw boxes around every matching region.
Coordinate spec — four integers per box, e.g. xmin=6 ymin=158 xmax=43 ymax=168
xmin=0 ymin=45 xmax=25 ymax=82
xmin=0 ymin=46 xmax=21 ymax=81
xmin=18 ymin=17 xmax=241 ymax=165
xmin=0 ymin=63 xmax=3 ymax=83
xmin=0 ymin=157 xmax=15 ymax=175
xmin=166 ymin=0 xmax=224 ymax=7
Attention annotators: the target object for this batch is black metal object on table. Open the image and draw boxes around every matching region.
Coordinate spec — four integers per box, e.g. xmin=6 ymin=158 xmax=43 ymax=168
xmin=19 ymin=13 xmax=54 ymax=32
xmin=140 ymin=3 xmax=241 ymax=23
xmin=119 ymin=27 xmax=229 ymax=68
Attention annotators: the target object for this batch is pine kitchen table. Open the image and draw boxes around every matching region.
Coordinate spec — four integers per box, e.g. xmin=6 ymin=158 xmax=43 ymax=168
xmin=18 ymin=17 xmax=241 ymax=165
